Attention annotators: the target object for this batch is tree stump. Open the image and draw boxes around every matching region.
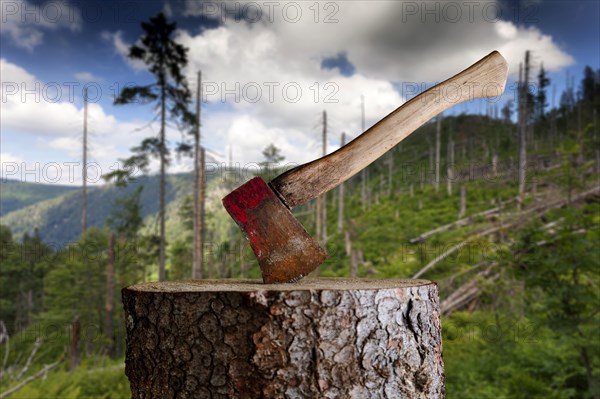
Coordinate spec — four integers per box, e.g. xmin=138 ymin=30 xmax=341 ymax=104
xmin=122 ymin=279 xmax=445 ymax=398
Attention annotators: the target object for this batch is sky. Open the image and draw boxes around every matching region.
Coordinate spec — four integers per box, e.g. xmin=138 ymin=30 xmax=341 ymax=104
xmin=1 ymin=0 xmax=598 ymax=185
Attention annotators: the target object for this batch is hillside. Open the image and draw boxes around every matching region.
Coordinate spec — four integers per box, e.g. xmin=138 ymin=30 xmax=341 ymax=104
xmin=0 ymin=174 xmax=194 ymax=245
xmin=0 ymin=112 xmax=590 ymax=251
xmin=0 ymin=180 xmax=78 ymax=216
xmin=2 ymin=105 xmax=599 ymax=398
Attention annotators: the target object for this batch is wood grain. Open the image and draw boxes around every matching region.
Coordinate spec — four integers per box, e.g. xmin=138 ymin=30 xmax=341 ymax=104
xmin=270 ymin=51 xmax=508 ymax=208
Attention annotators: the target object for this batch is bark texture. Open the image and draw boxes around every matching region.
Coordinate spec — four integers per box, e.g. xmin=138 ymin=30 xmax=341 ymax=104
xmin=122 ymin=279 xmax=445 ymax=398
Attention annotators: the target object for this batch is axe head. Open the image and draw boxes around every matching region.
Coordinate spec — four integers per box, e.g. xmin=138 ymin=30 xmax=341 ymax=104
xmin=222 ymin=177 xmax=327 ymax=284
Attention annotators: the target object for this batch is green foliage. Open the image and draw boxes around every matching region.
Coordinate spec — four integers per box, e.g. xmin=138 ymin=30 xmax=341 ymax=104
xmin=261 ymin=143 xmax=285 ymax=165
xmin=107 ymin=186 xmax=144 ymax=239
xmin=0 ymin=226 xmax=52 ymax=333
xmin=1 ymin=65 xmax=599 ymax=398
xmin=443 ymin=203 xmax=600 ymax=399
xmin=2 ymin=358 xmax=129 ymax=399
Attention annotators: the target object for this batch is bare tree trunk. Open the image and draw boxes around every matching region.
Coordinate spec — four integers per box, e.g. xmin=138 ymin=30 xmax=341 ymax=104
xmin=105 ymin=233 xmax=115 ymax=357
xmin=159 ymin=84 xmax=167 ymax=281
xmin=122 ymin=279 xmax=445 ymax=398
xmin=387 ymin=150 xmax=394 ymax=197
xmin=193 ymin=71 xmax=204 ymax=279
xmin=321 ymin=111 xmax=327 ymax=245
xmin=239 ymin=236 xmax=246 ymax=278
xmin=26 ymin=290 xmax=32 ymax=326
xmin=361 ymin=95 xmax=367 ymax=210
xmin=344 ymin=230 xmax=351 ymax=256
xmin=338 ymin=133 xmax=346 ymax=234
xmin=316 ymin=198 xmax=322 ymax=251
xmin=458 ymin=185 xmax=466 ymax=218
xmin=435 ymin=114 xmax=441 ymax=192
xmin=517 ymin=51 xmax=530 ymax=210
xmin=81 ymin=88 xmax=88 ymax=240
xmin=447 ymin=136 xmax=454 ymax=196
xmin=69 ymin=316 xmax=80 ymax=371
xmin=365 ymin=169 xmax=372 ymax=210
xmin=350 ymin=250 xmax=359 ymax=278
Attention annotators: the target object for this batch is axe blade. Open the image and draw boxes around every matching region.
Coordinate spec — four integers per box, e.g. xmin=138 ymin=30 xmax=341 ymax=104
xmin=222 ymin=177 xmax=327 ymax=284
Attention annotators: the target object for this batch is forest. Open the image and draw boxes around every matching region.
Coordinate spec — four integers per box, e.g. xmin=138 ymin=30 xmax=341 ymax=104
xmin=1 ymin=12 xmax=599 ymax=399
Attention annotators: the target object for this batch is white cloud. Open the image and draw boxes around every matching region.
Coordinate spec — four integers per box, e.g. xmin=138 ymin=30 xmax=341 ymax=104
xmin=0 ymin=58 xmax=196 ymax=185
xmin=181 ymin=1 xmax=573 ymax=81
xmin=1 ymin=152 xmax=24 ymax=179
xmin=107 ymin=1 xmax=575 ymax=167
xmin=74 ymin=72 xmax=99 ymax=82
xmin=100 ymin=30 xmax=146 ymax=71
xmin=0 ymin=0 xmax=82 ymax=51
xmin=171 ymin=0 xmax=574 ymax=166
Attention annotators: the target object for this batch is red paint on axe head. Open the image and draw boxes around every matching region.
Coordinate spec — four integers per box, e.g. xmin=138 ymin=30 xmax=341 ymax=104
xmin=222 ymin=177 xmax=276 ymax=225
xmin=222 ymin=177 xmax=327 ymax=283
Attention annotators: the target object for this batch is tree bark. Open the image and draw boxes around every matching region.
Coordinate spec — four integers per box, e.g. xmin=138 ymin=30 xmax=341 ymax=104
xmin=192 ymin=70 xmax=204 ymax=279
xmin=122 ymin=279 xmax=445 ymax=398
xmin=82 ymin=87 xmax=88 ymax=240
xmin=105 ymin=233 xmax=115 ymax=356
xmin=517 ymin=52 xmax=530 ymax=210
xmin=435 ymin=115 xmax=441 ymax=192
xmin=321 ymin=110 xmax=328 ymax=245
xmin=69 ymin=316 xmax=80 ymax=371
xmin=458 ymin=186 xmax=466 ymax=218
xmin=337 ymin=133 xmax=346 ymax=234
xmin=159 ymin=77 xmax=167 ymax=281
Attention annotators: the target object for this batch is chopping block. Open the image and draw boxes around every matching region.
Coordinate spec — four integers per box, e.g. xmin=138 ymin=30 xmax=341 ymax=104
xmin=122 ymin=278 xmax=445 ymax=398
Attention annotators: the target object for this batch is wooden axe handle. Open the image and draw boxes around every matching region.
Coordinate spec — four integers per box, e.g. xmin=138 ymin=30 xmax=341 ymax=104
xmin=270 ymin=51 xmax=508 ymax=208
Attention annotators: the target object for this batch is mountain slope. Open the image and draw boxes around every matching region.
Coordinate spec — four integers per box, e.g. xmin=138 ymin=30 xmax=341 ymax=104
xmin=0 ymin=174 xmax=195 ymax=245
xmin=0 ymin=180 xmax=78 ymax=216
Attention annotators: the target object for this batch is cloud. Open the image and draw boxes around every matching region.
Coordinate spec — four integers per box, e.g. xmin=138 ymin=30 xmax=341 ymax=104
xmin=171 ymin=1 xmax=573 ymax=166
xmin=1 ymin=58 xmax=195 ymax=184
xmin=1 ymin=152 xmax=24 ymax=179
xmin=181 ymin=1 xmax=573 ymax=80
xmin=0 ymin=0 xmax=82 ymax=51
xmin=74 ymin=71 xmax=99 ymax=82
xmin=107 ymin=1 xmax=574 ymax=167
xmin=100 ymin=30 xmax=146 ymax=71
xmin=176 ymin=25 xmax=405 ymax=165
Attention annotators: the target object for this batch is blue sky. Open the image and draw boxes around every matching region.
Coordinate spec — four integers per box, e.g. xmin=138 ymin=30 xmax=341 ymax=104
xmin=1 ymin=0 xmax=598 ymax=185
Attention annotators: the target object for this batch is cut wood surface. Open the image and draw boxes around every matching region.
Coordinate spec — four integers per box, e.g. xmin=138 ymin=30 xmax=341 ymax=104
xmin=122 ymin=278 xmax=445 ymax=398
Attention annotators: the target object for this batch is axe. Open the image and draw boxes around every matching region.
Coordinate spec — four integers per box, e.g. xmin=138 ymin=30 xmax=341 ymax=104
xmin=223 ymin=51 xmax=508 ymax=284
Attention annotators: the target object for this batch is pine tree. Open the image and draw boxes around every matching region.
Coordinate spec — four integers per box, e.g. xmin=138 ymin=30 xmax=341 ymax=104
xmin=261 ymin=144 xmax=285 ymax=165
xmin=104 ymin=13 xmax=191 ymax=281
xmin=536 ymin=64 xmax=550 ymax=119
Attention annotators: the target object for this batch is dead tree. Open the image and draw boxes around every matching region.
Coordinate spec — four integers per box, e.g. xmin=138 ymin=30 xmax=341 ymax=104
xmin=447 ymin=136 xmax=454 ymax=196
xmin=435 ymin=114 xmax=442 ymax=192
xmin=81 ymin=87 xmax=88 ymax=239
xmin=321 ymin=110 xmax=327 ymax=244
xmin=69 ymin=316 xmax=80 ymax=371
xmin=458 ymin=185 xmax=467 ymax=218
xmin=517 ymin=51 xmax=530 ymax=209
xmin=122 ymin=279 xmax=445 ymax=398
xmin=337 ymin=132 xmax=346 ymax=233
xmin=192 ymin=71 xmax=205 ymax=279
xmin=105 ymin=233 xmax=115 ymax=356
xmin=387 ymin=150 xmax=394 ymax=197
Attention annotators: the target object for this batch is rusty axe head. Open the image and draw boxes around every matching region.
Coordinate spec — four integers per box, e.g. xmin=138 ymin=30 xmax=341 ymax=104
xmin=222 ymin=177 xmax=327 ymax=284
